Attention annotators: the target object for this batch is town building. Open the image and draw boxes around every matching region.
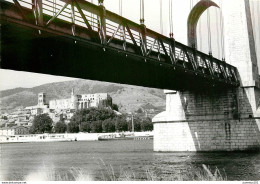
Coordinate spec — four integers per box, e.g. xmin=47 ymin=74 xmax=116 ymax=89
xmin=25 ymin=93 xmax=49 ymax=115
xmin=49 ymin=89 xmax=112 ymax=111
xmin=0 ymin=126 xmax=30 ymax=136
xmin=23 ymin=90 xmax=113 ymax=123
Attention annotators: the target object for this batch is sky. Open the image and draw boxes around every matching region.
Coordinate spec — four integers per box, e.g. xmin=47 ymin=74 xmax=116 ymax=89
xmin=0 ymin=69 xmax=76 ymax=90
xmin=1 ymin=0 xmax=259 ymax=91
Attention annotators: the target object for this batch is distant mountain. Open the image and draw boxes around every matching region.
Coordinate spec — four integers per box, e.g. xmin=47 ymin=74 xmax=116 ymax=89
xmin=0 ymin=79 xmax=166 ymax=117
xmin=0 ymin=87 xmax=29 ymax=98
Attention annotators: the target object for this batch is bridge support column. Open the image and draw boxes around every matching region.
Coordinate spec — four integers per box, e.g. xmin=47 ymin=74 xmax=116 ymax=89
xmin=153 ymin=88 xmax=260 ymax=152
xmin=152 ymin=0 xmax=260 ymax=152
xmin=153 ymin=90 xmax=196 ymax=151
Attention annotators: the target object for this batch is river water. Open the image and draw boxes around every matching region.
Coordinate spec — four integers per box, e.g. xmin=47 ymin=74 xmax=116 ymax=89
xmin=1 ymin=140 xmax=260 ymax=181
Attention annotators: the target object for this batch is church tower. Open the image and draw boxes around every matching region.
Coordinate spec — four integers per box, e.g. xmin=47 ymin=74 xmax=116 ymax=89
xmin=38 ymin=93 xmax=46 ymax=106
xmin=70 ymin=88 xmax=78 ymax=110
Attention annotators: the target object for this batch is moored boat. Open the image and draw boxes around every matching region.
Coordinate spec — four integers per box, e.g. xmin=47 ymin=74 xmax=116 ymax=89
xmin=0 ymin=133 xmax=74 ymax=143
xmin=98 ymin=133 xmax=153 ymax=141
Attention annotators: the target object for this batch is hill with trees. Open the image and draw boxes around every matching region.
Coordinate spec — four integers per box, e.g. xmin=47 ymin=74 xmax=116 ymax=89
xmin=0 ymin=79 xmax=166 ymax=118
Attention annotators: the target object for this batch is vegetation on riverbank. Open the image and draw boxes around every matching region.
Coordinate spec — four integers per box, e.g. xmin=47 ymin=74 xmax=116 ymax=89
xmin=24 ymin=161 xmax=226 ymax=181
xmin=97 ymin=160 xmax=227 ymax=181
xmin=29 ymin=108 xmax=153 ymax=134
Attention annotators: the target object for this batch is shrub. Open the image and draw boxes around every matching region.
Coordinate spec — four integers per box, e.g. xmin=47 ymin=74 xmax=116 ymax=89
xmin=140 ymin=118 xmax=153 ymax=131
xmin=54 ymin=121 xmax=67 ymax=133
xmin=90 ymin=120 xmax=103 ymax=133
xmin=80 ymin=122 xmax=91 ymax=132
xmin=102 ymin=119 xmax=115 ymax=132
xmin=67 ymin=122 xmax=79 ymax=133
xmin=30 ymin=114 xmax=53 ymax=134
xmin=115 ymin=117 xmax=128 ymax=132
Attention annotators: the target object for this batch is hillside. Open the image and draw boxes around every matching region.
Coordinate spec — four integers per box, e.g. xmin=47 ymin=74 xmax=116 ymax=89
xmin=0 ymin=79 xmax=166 ymax=116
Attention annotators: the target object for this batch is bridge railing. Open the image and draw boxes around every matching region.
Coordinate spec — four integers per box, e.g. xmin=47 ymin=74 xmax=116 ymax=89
xmin=1 ymin=0 xmax=240 ymax=87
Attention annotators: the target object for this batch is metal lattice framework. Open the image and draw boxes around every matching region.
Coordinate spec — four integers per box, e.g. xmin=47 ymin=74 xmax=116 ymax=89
xmin=0 ymin=0 xmax=240 ymax=88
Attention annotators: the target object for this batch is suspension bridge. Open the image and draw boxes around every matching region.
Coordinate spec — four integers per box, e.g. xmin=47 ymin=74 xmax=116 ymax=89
xmin=0 ymin=0 xmax=239 ymax=91
xmin=1 ymin=0 xmax=260 ymax=152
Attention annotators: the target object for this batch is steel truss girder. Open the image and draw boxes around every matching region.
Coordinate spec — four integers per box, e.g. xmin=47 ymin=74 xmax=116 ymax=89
xmin=0 ymin=0 xmax=240 ymax=87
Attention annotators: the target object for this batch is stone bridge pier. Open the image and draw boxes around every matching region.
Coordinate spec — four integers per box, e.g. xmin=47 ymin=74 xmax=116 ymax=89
xmin=153 ymin=88 xmax=260 ymax=151
xmin=152 ymin=0 xmax=260 ymax=151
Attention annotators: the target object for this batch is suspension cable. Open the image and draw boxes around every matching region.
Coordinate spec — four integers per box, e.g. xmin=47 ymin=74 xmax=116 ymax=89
xmin=119 ymin=0 xmax=122 ymax=16
xmin=119 ymin=0 xmax=123 ymax=40
xmin=199 ymin=20 xmax=202 ymax=51
xmin=140 ymin=0 xmax=144 ymax=24
xmin=169 ymin=0 xmax=173 ymax=38
xmin=52 ymin=0 xmax=54 ymax=16
xmin=215 ymin=6 xmax=220 ymax=59
xmin=207 ymin=0 xmax=212 ymax=55
xmin=142 ymin=0 xmax=144 ymax=21
xmin=140 ymin=0 xmax=141 ymax=22
xmin=258 ymin=1 xmax=260 ymax=49
xmin=220 ymin=0 xmax=225 ymax=61
xmin=160 ymin=0 xmax=163 ymax=34
xmin=196 ymin=0 xmax=202 ymax=51
xmin=190 ymin=0 xmax=194 ymax=47
xmin=258 ymin=1 xmax=260 ymax=44
xmin=91 ymin=0 xmax=94 ymax=27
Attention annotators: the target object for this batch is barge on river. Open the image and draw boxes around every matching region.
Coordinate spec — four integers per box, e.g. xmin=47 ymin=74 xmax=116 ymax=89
xmin=0 ymin=134 xmax=74 ymax=143
xmin=98 ymin=133 xmax=153 ymax=141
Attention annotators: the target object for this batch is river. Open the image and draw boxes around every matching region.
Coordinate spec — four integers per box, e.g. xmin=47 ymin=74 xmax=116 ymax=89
xmin=1 ymin=140 xmax=260 ymax=181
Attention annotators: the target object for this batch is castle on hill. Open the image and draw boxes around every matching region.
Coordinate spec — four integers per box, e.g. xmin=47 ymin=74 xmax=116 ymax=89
xmin=25 ymin=89 xmax=112 ymax=115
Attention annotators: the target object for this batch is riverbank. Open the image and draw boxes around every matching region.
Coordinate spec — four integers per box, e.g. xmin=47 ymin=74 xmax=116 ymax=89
xmin=0 ymin=131 xmax=153 ymax=143
xmin=23 ymin=162 xmax=226 ymax=181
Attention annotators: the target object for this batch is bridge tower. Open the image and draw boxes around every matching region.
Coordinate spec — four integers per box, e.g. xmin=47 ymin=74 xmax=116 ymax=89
xmin=153 ymin=0 xmax=260 ymax=151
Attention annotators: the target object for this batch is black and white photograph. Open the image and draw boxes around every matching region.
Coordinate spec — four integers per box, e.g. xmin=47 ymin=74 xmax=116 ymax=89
xmin=0 ymin=0 xmax=260 ymax=182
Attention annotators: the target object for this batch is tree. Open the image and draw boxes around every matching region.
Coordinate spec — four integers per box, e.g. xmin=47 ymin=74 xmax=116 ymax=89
xmin=80 ymin=122 xmax=91 ymax=132
xmin=54 ymin=121 xmax=67 ymax=133
xmin=136 ymin=108 xmax=143 ymax=113
xmin=90 ymin=120 xmax=103 ymax=133
xmin=128 ymin=117 xmax=142 ymax=132
xmin=7 ymin=122 xmax=16 ymax=127
xmin=141 ymin=117 xmax=153 ymax=131
xmin=67 ymin=122 xmax=79 ymax=133
xmin=30 ymin=114 xmax=53 ymax=134
xmin=2 ymin=116 xmax=8 ymax=120
xmin=111 ymin=104 xmax=119 ymax=111
xmin=29 ymin=126 xmax=36 ymax=134
xmin=134 ymin=119 xmax=141 ymax=132
xmin=115 ymin=117 xmax=128 ymax=132
xmin=127 ymin=121 xmax=133 ymax=132
xmin=70 ymin=107 xmax=117 ymax=125
xmin=102 ymin=118 xmax=115 ymax=132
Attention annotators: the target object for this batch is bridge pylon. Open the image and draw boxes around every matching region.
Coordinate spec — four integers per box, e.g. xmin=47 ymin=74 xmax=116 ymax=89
xmin=152 ymin=0 xmax=260 ymax=152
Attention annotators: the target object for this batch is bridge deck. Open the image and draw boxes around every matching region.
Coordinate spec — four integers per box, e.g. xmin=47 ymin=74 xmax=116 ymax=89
xmin=0 ymin=0 xmax=240 ymax=91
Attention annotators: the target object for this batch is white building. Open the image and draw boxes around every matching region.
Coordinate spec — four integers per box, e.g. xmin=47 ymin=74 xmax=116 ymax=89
xmin=0 ymin=126 xmax=30 ymax=136
xmin=25 ymin=93 xmax=49 ymax=115
xmin=49 ymin=89 xmax=112 ymax=111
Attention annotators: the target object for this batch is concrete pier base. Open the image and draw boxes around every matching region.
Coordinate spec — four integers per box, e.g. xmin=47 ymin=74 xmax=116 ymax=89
xmin=152 ymin=90 xmax=260 ymax=152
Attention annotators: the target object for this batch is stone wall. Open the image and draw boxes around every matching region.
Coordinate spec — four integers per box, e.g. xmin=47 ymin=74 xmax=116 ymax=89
xmin=153 ymin=87 xmax=260 ymax=152
xmin=154 ymin=119 xmax=260 ymax=152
